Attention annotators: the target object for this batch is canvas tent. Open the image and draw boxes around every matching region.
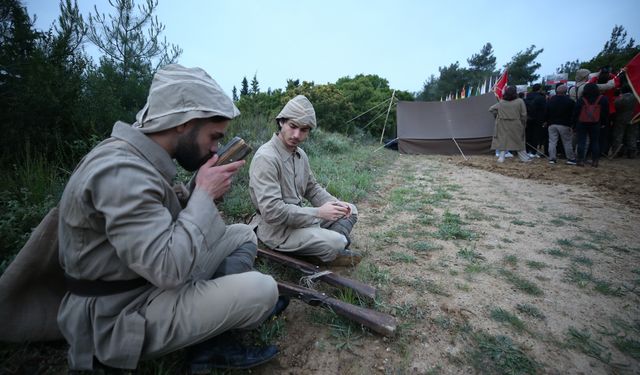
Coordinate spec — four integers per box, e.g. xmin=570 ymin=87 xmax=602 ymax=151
xmin=397 ymin=93 xmax=497 ymax=155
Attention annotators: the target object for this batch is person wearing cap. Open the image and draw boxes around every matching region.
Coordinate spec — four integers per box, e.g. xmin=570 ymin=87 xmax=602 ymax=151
xmin=248 ymin=95 xmax=361 ymax=266
xmin=569 ymin=68 xmax=617 ymax=101
xmin=57 ymin=64 xmax=282 ymax=373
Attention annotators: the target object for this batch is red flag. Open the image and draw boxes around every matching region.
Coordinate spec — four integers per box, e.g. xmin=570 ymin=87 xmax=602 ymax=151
xmin=624 ymin=53 xmax=640 ymax=123
xmin=492 ymin=69 xmax=508 ymax=100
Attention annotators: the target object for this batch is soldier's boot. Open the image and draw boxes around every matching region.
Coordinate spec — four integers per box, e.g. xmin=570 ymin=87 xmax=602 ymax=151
xmin=187 ymin=331 xmax=278 ymax=373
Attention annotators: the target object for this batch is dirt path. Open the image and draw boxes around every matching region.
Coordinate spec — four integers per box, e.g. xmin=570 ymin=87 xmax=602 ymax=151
xmin=259 ymin=154 xmax=640 ymax=374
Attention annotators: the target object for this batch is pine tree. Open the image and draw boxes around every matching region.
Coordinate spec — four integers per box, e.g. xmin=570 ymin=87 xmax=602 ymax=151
xmin=250 ymin=73 xmax=259 ymax=95
xmin=240 ymin=76 xmax=249 ymax=97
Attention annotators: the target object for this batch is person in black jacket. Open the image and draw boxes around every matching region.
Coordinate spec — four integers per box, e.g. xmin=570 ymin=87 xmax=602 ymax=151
xmin=546 ymin=85 xmax=576 ymax=164
xmin=573 ymin=83 xmax=609 ymax=167
xmin=524 ymin=84 xmax=547 ymax=157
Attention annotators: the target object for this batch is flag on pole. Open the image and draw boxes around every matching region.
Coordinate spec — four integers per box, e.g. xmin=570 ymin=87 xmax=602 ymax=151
xmin=623 ymin=52 xmax=640 ymax=123
xmin=466 ymin=86 xmax=472 ymax=98
xmin=460 ymin=85 xmax=466 ymax=99
xmin=492 ymin=69 xmax=509 ymax=100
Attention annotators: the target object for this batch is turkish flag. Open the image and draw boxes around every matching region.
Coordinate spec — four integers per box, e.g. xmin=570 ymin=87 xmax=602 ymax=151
xmin=624 ymin=53 xmax=640 ymax=123
xmin=492 ymin=69 xmax=508 ymax=100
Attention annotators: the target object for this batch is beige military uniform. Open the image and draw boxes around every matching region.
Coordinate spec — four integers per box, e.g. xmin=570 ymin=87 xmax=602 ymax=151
xmin=249 ymin=134 xmax=357 ymax=262
xmin=57 ymin=122 xmax=278 ymax=370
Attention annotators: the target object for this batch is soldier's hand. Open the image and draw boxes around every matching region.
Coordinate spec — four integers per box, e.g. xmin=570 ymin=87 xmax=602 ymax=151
xmin=195 ymin=155 xmax=245 ymax=200
xmin=317 ymin=201 xmax=350 ymax=221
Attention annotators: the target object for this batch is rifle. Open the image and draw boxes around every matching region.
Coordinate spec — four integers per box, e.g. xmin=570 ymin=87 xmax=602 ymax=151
xmin=277 ymin=281 xmax=396 ymax=337
xmin=257 ymin=247 xmax=376 ymax=300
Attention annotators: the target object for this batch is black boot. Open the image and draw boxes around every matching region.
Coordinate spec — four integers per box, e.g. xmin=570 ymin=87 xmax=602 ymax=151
xmin=187 ymin=332 xmax=278 ymax=373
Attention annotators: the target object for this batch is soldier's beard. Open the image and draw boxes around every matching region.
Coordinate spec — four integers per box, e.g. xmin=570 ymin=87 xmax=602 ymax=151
xmin=175 ymin=126 xmax=211 ymax=172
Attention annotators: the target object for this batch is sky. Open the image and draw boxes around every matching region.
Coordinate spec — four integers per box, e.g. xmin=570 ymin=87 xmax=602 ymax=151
xmin=23 ymin=0 xmax=640 ymax=96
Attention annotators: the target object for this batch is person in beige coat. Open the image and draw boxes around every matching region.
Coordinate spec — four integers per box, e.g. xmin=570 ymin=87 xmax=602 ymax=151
xmin=249 ymin=95 xmax=361 ymax=266
xmin=57 ymin=64 xmax=282 ymax=373
xmin=489 ymin=86 xmax=532 ymax=163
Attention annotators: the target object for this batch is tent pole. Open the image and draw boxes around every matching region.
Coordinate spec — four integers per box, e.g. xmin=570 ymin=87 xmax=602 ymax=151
xmin=379 ymin=90 xmax=396 ymax=144
xmin=451 ymin=137 xmax=468 ymax=161
xmin=374 ymin=137 xmax=399 ymax=152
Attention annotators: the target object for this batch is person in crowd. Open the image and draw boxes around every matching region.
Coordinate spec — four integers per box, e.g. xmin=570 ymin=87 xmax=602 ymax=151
xmin=546 ymin=85 xmax=577 ymax=164
xmin=57 ymin=64 xmax=284 ymax=373
xmin=489 ymin=85 xmax=531 ymax=163
xmin=524 ymin=83 xmax=547 ymax=157
xmin=569 ymin=68 xmax=617 ymax=101
xmin=590 ymin=67 xmax=619 ymax=156
xmin=612 ymin=84 xmax=639 ymax=158
xmin=248 ymin=95 xmax=361 ymax=267
xmin=573 ymin=83 xmax=609 ymax=167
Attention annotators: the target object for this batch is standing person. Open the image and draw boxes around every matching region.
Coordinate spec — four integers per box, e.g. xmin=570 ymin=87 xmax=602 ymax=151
xmin=249 ymin=95 xmax=361 ymax=267
xmin=573 ymin=83 xmax=609 ymax=167
xmin=569 ymin=68 xmax=616 ymax=101
xmin=524 ymin=84 xmax=547 ymax=157
xmin=612 ymin=84 xmax=639 ymax=158
xmin=546 ymin=85 xmax=577 ymax=164
xmin=590 ymin=67 xmax=619 ymax=156
xmin=489 ymin=86 xmax=532 ymax=163
xmin=57 ymin=64 xmax=282 ymax=373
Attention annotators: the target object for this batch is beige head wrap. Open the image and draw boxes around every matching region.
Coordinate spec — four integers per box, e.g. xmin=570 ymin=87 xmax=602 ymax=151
xmin=575 ymin=69 xmax=591 ymax=83
xmin=133 ymin=64 xmax=240 ymax=133
xmin=276 ymin=95 xmax=317 ymax=129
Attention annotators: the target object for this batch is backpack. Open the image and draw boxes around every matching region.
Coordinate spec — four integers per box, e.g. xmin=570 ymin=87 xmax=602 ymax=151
xmin=578 ymin=95 xmax=603 ymax=123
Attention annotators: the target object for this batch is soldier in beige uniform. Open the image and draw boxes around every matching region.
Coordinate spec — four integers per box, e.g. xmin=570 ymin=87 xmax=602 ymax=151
xmin=57 ymin=64 xmax=282 ymax=373
xmin=249 ymin=95 xmax=361 ymax=266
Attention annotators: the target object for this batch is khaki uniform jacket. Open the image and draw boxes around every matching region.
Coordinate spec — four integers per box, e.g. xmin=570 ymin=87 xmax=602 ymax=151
xmin=249 ymin=134 xmax=336 ymax=248
xmin=57 ymin=122 xmax=226 ymax=370
xmin=489 ymin=98 xmax=527 ymax=151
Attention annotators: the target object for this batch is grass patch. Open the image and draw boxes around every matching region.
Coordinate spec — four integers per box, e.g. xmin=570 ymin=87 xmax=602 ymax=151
xmin=499 ymin=269 xmax=544 ymax=296
xmin=572 ymin=255 xmax=593 ymax=266
xmin=457 ymin=248 xmax=485 ymax=262
xmin=356 ymin=263 xmax=391 ymax=286
xmin=546 ymin=248 xmax=569 ymax=257
xmin=510 ymin=219 xmax=536 ymax=227
xmin=566 ymin=326 xmax=611 ymax=364
xmin=464 ymin=263 xmax=490 ymax=274
xmin=490 ymin=307 xmax=526 ymax=332
xmin=526 ymin=260 xmax=547 ymax=270
xmin=390 ymin=251 xmax=417 ymax=263
xmin=516 ymin=303 xmax=546 ymax=320
xmin=503 ymin=255 xmax=518 ymax=266
xmin=464 ymin=208 xmax=489 ymax=221
xmin=558 ymin=214 xmax=582 ymax=222
xmin=564 ymin=265 xmax=594 ymax=288
xmin=408 ymin=240 xmax=442 ymax=252
xmin=593 ymin=280 xmax=625 ymax=297
xmin=549 ymin=218 xmax=565 ymax=226
xmin=469 ymin=332 xmax=540 ymax=374
xmin=556 ymin=238 xmax=577 ymax=248
xmin=434 ymin=211 xmax=474 ymax=240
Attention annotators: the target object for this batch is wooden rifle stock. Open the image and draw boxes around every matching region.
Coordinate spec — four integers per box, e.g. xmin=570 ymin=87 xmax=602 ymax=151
xmin=277 ymin=281 xmax=396 ymax=337
xmin=257 ymin=247 xmax=376 ymax=300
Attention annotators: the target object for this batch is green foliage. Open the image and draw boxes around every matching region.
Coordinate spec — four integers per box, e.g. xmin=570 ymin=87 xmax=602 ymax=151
xmin=583 ymin=25 xmax=639 ymax=72
xmin=505 ymin=45 xmax=544 ymax=85
xmin=0 ymin=152 xmax=63 ymax=269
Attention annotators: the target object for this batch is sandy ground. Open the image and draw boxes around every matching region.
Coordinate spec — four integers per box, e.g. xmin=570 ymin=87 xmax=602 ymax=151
xmin=255 ymin=154 xmax=640 ymax=374
xmin=3 ymin=154 xmax=639 ymax=374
